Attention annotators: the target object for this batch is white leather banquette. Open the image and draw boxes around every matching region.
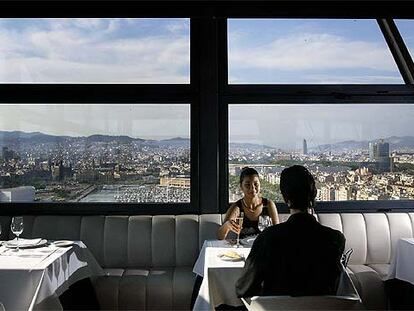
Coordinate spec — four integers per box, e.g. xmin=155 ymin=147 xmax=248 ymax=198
xmin=2 ymin=212 xmax=414 ymax=310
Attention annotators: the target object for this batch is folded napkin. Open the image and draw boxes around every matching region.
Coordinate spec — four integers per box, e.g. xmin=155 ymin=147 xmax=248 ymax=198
xmin=6 ymin=238 xmax=42 ymax=247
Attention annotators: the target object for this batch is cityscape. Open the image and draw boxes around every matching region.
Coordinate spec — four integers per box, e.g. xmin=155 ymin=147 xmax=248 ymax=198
xmin=229 ymin=138 xmax=414 ymax=202
xmin=0 ymin=131 xmax=190 ymax=203
xmin=1 ymin=129 xmax=414 ymax=203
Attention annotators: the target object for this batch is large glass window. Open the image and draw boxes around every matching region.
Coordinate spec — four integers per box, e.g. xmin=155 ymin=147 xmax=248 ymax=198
xmin=229 ymin=104 xmax=414 ymax=202
xmin=0 ymin=104 xmax=190 ymax=203
xmin=0 ymin=18 xmax=190 ymax=83
xmin=228 ymin=19 xmax=403 ymax=84
xmin=395 ymin=20 xmax=414 ymax=59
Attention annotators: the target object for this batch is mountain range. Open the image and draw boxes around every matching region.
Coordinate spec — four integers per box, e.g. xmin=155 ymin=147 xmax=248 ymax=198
xmin=0 ymin=131 xmax=190 ymax=148
xmin=312 ymin=136 xmax=414 ymax=152
xmin=2 ymin=130 xmax=414 ymax=152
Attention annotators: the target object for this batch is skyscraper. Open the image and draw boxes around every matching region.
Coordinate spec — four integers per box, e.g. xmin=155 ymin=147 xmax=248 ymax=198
xmin=369 ymin=140 xmax=391 ymax=172
xmin=303 ymin=139 xmax=308 ymax=155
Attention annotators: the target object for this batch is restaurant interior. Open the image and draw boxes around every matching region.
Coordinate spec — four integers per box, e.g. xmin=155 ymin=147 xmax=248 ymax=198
xmin=1 ymin=0 xmax=414 ymax=310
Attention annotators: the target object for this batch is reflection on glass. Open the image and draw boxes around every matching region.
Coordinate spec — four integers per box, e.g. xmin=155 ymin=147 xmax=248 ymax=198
xmin=0 ymin=104 xmax=190 ymax=203
xmin=229 ymin=104 xmax=414 ymax=202
xmin=228 ymin=19 xmax=403 ymax=84
xmin=0 ymin=18 xmax=190 ymax=83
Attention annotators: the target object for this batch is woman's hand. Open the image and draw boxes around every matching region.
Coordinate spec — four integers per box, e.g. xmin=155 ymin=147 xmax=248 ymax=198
xmin=224 ymin=219 xmax=241 ymax=234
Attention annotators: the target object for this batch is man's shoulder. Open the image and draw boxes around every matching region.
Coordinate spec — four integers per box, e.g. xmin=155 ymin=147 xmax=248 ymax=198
xmin=260 ymin=221 xmax=289 ymax=239
xmin=319 ymin=223 xmax=346 ymax=243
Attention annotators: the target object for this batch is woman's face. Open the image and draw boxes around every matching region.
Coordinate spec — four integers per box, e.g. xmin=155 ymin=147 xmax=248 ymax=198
xmin=240 ymin=174 xmax=261 ymax=199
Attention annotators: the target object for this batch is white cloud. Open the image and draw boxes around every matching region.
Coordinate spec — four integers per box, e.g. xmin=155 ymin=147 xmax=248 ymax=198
xmin=0 ymin=19 xmax=189 ymax=83
xmin=230 ymin=32 xmax=398 ymax=71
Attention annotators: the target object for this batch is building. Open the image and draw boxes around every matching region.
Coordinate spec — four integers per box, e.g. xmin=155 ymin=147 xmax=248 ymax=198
xmin=0 ymin=186 xmax=35 ymax=202
xmin=319 ymin=186 xmax=335 ymax=201
xmin=369 ymin=140 xmax=391 ymax=172
xmin=335 ymin=186 xmax=351 ymax=201
xmin=303 ymin=139 xmax=308 ymax=155
xmin=160 ymin=177 xmax=190 ymax=189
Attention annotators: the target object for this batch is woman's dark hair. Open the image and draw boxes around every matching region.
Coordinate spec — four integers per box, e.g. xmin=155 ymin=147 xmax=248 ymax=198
xmin=239 ymin=167 xmax=259 ymax=185
xmin=280 ymin=165 xmax=317 ymax=211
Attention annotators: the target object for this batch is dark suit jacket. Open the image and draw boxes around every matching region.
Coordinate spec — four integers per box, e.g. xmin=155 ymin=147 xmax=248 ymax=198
xmin=236 ymin=212 xmax=346 ymax=298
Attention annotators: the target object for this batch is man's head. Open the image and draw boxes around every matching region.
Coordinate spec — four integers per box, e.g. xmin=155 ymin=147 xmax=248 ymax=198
xmin=280 ymin=165 xmax=317 ymax=212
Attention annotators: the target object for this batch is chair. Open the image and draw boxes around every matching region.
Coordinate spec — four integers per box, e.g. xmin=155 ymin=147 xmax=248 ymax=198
xmin=242 ymin=265 xmax=364 ymax=310
xmin=241 ymin=295 xmax=364 ymax=310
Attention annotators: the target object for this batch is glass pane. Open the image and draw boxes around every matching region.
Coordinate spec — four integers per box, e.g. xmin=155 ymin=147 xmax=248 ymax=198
xmin=0 ymin=104 xmax=190 ymax=203
xmin=228 ymin=19 xmax=403 ymax=84
xmin=229 ymin=104 xmax=414 ymax=202
xmin=395 ymin=20 xmax=414 ymax=59
xmin=0 ymin=18 xmax=190 ymax=83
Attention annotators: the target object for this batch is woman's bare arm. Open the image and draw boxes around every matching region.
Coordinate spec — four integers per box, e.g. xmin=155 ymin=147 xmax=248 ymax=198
xmin=217 ymin=204 xmax=240 ymax=240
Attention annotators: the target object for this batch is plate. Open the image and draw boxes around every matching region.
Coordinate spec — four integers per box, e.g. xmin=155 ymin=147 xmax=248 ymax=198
xmin=53 ymin=240 xmax=75 ymax=247
xmin=217 ymin=251 xmax=245 ymax=262
xmin=4 ymin=239 xmax=48 ymax=249
xmin=219 ymin=256 xmax=244 ymax=262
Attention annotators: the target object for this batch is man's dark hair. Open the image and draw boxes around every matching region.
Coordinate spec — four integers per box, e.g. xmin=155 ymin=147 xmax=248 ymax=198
xmin=280 ymin=165 xmax=317 ymax=211
xmin=239 ymin=167 xmax=259 ymax=185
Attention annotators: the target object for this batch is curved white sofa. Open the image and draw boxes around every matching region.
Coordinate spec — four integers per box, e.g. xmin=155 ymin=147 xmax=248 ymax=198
xmin=1 ymin=212 xmax=413 ymax=310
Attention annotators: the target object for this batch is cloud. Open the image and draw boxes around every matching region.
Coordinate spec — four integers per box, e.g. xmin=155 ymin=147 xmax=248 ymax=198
xmin=229 ymin=32 xmax=400 ymax=78
xmin=0 ymin=19 xmax=189 ymax=83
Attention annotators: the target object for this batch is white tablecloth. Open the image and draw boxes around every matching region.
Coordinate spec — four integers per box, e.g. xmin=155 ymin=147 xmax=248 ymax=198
xmin=0 ymin=241 xmax=103 ymax=311
xmin=193 ymin=239 xmax=361 ymax=311
xmin=193 ymin=240 xmax=251 ymax=310
xmin=387 ymin=238 xmax=414 ymax=285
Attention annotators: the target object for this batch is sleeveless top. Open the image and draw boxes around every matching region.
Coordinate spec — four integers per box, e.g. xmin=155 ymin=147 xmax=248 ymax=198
xmin=236 ymin=197 xmax=269 ymax=239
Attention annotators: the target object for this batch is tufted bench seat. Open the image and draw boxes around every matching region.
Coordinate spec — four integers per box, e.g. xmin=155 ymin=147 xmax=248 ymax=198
xmin=1 ymin=212 xmax=413 ymax=310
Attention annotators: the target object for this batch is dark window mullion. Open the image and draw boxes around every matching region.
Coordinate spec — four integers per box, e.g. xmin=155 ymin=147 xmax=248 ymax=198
xmin=222 ymin=85 xmax=414 ymax=104
xmin=0 ymin=84 xmax=194 ymax=103
xmin=378 ymin=18 xmax=414 ymax=84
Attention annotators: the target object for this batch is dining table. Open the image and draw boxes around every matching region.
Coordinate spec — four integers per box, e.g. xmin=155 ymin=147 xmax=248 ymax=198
xmin=384 ymin=237 xmax=414 ymax=309
xmin=386 ymin=237 xmax=414 ymax=285
xmin=192 ymin=238 xmax=361 ymax=311
xmin=0 ymin=240 xmax=103 ymax=311
xmin=192 ymin=239 xmax=254 ymax=311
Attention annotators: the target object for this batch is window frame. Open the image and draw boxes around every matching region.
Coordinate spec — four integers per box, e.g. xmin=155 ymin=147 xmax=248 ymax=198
xmin=218 ymin=15 xmax=414 ymax=213
xmin=0 ymin=14 xmax=199 ymax=215
xmin=0 ymin=1 xmax=414 ymax=215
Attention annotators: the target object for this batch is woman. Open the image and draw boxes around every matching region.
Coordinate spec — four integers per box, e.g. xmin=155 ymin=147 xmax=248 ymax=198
xmin=218 ymin=167 xmax=279 ymax=240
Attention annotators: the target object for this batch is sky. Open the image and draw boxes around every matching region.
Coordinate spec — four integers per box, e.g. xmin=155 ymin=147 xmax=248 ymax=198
xmin=0 ymin=18 xmax=190 ymax=83
xmin=228 ymin=19 xmax=403 ymax=84
xmin=0 ymin=104 xmax=190 ymax=140
xmin=229 ymin=104 xmax=414 ymax=150
xmin=0 ymin=18 xmax=412 ymax=144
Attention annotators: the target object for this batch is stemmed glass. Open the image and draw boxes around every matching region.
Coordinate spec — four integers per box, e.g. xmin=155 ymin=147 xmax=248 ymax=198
xmin=258 ymin=215 xmax=271 ymax=232
xmin=234 ymin=212 xmax=244 ymax=248
xmin=11 ymin=217 xmax=24 ymax=252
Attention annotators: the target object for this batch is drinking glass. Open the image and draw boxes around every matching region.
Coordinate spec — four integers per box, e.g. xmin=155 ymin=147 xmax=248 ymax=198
xmin=258 ymin=215 xmax=271 ymax=232
xmin=234 ymin=212 xmax=244 ymax=248
xmin=11 ymin=217 xmax=24 ymax=251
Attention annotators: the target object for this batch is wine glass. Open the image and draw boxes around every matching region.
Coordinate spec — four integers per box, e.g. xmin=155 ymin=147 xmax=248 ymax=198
xmin=258 ymin=215 xmax=271 ymax=232
xmin=11 ymin=217 xmax=24 ymax=252
xmin=234 ymin=212 xmax=244 ymax=248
